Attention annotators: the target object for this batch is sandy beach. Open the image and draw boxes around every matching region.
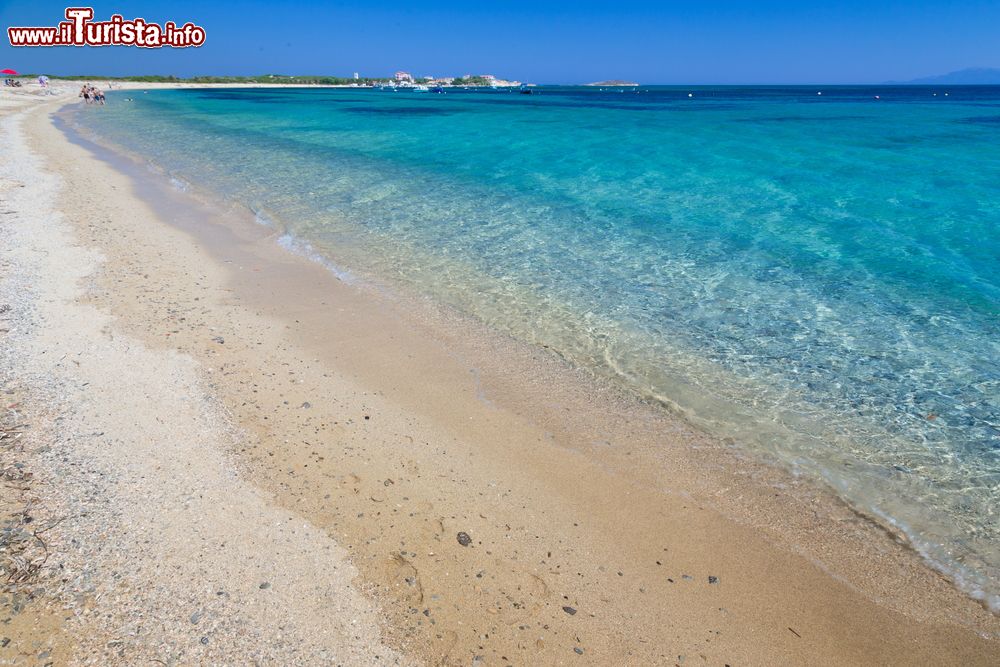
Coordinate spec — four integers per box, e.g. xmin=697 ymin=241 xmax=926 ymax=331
xmin=1 ymin=81 xmax=998 ymax=665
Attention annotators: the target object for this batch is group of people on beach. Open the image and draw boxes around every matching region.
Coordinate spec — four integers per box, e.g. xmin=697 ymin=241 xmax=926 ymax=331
xmin=80 ymin=84 xmax=106 ymax=105
xmin=3 ymin=79 xmax=22 ymax=88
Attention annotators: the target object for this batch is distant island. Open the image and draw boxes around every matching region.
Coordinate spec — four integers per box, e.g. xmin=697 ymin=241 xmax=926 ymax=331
xmin=586 ymin=80 xmax=639 ymax=86
xmin=888 ymin=67 xmax=1000 ymax=85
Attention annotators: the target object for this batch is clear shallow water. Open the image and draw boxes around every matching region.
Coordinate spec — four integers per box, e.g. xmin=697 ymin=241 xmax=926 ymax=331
xmin=74 ymin=85 xmax=1000 ymax=607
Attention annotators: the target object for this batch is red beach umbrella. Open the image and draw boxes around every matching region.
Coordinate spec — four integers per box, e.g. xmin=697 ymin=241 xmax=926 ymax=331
xmin=1 ymin=69 xmax=18 ymax=75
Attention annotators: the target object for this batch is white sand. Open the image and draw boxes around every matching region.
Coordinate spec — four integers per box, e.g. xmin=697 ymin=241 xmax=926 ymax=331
xmin=0 ymin=87 xmax=406 ymax=666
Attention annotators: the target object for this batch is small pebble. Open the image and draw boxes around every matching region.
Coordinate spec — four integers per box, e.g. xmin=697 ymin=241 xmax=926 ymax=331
xmin=574 ymin=647 xmax=584 ymax=655
xmin=708 ymin=576 xmax=719 ymax=584
xmin=259 ymin=582 xmax=271 ymax=590
xmin=456 ymin=532 xmax=472 ymax=547
xmin=562 ymin=606 xmax=577 ymax=615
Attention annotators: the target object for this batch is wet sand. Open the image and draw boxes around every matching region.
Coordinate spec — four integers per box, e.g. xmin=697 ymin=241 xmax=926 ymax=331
xmin=1 ymin=82 xmax=998 ymax=664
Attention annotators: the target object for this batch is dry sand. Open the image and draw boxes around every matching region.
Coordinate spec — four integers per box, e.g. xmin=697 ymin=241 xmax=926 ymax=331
xmin=1 ymin=81 xmax=998 ymax=665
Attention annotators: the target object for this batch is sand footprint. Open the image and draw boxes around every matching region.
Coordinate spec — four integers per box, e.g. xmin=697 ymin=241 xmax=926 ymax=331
xmin=383 ymin=552 xmax=424 ymax=606
xmin=495 ymin=568 xmax=550 ymax=625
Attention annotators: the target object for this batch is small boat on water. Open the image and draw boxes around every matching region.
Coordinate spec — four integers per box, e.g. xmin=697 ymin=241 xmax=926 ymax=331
xmin=431 ymin=85 xmax=444 ymax=93
xmin=519 ymin=84 xmax=533 ymax=95
xmin=413 ymin=85 xmax=429 ymax=92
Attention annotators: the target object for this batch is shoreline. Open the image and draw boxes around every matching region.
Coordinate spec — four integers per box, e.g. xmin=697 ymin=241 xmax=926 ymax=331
xmin=1 ymin=83 xmax=998 ymax=663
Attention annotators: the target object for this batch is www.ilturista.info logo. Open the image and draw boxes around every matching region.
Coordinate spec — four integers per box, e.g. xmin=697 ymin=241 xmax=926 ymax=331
xmin=7 ymin=7 xmax=206 ymax=48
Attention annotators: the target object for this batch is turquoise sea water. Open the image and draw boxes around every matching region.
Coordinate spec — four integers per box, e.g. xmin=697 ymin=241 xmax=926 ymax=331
xmin=73 ymin=86 xmax=1000 ymax=607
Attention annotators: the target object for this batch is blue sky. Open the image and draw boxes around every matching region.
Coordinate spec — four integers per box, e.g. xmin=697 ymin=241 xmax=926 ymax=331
xmin=1 ymin=1 xmax=997 ymax=83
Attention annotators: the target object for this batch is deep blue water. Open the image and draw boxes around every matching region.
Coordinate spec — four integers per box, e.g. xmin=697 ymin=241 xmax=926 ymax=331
xmin=74 ymin=85 xmax=1000 ymax=607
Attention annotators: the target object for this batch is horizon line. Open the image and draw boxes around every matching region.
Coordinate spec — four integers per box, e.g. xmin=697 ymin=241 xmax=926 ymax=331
xmin=16 ymin=75 xmax=1000 ymax=87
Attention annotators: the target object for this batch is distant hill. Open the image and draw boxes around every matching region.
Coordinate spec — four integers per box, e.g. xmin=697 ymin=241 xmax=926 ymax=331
xmin=585 ymin=80 xmax=638 ymax=86
xmin=889 ymin=68 xmax=1000 ymax=85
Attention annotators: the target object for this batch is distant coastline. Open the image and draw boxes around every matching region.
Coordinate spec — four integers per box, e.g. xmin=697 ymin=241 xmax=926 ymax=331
xmin=11 ymin=73 xmax=1000 ymax=87
xmin=887 ymin=67 xmax=1000 ymax=85
xmin=13 ymin=73 xmax=528 ymax=88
